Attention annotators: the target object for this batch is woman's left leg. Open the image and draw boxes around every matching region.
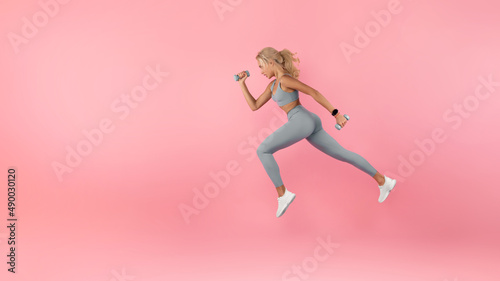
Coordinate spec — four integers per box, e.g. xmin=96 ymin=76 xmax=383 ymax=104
xmin=305 ymin=112 xmax=379 ymax=178
xmin=306 ymin=116 xmax=397 ymax=202
xmin=307 ymin=128 xmax=378 ymax=176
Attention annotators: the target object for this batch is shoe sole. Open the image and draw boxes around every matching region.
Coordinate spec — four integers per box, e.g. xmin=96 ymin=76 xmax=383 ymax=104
xmin=277 ymin=194 xmax=296 ymax=217
xmin=378 ymin=179 xmax=396 ymax=203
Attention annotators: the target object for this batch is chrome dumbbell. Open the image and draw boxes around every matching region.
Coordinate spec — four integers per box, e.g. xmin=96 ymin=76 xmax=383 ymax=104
xmin=335 ymin=114 xmax=350 ymax=130
xmin=234 ymin=70 xmax=250 ymax=81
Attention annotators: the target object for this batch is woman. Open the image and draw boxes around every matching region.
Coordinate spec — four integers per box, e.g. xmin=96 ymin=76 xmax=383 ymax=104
xmin=237 ymin=47 xmax=396 ymax=218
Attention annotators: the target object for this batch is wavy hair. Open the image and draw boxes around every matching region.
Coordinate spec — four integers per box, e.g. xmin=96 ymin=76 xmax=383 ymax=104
xmin=255 ymin=47 xmax=300 ymax=78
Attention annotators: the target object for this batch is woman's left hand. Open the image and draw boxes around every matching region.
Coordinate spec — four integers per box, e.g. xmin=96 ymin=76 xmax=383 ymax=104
xmin=335 ymin=114 xmax=347 ymax=128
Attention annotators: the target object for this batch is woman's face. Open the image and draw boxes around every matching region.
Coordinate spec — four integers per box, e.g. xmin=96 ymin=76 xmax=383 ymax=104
xmin=258 ymin=60 xmax=273 ymax=79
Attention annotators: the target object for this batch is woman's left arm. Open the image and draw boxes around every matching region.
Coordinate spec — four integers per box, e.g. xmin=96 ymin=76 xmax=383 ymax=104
xmin=282 ymin=76 xmax=338 ymax=115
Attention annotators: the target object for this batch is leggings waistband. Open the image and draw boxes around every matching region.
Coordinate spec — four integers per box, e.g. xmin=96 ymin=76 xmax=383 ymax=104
xmin=287 ymin=105 xmax=307 ymax=119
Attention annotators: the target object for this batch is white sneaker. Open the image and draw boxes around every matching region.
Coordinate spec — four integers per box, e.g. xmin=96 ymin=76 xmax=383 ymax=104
xmin=378 ymin=175 xmax=396 ymax=203
xmin=276 ymin=189 xmax=296 ymax=217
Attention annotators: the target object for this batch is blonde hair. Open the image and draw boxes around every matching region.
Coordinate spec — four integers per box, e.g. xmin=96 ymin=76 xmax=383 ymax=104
xmin=256 ymin=47 xmax=300 ymax=78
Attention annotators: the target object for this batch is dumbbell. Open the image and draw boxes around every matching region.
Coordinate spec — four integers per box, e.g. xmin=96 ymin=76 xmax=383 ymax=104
xmin=234 ymin=70 xmax=250 ymax=81
xmin=335 ymin=114 xmax=350 ymax=130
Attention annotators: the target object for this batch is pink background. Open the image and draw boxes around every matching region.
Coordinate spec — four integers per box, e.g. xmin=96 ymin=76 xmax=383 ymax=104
xmin=1 ymin=0 xmax=499 ymax=280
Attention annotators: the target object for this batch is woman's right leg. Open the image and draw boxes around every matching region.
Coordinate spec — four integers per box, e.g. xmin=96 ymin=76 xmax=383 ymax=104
xmin=256 ymin=111 xmax=315 ymax=191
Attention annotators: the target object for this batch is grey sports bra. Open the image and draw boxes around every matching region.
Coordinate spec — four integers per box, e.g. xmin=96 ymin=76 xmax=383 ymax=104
xmin=271 ymin=73 xmax=299 ymax=106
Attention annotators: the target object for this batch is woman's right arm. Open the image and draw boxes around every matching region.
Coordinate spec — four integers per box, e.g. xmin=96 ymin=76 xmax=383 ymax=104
xmin=239 ymin=80 xmax=272 ymax=111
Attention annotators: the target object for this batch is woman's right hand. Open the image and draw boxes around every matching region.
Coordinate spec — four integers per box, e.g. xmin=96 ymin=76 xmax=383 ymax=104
xmin=237 ymin=71 xmax=248 ymax=83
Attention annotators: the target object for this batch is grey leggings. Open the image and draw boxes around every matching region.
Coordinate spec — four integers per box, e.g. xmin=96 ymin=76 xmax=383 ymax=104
xmin=256 ymin=105 xmax=377 ymax=188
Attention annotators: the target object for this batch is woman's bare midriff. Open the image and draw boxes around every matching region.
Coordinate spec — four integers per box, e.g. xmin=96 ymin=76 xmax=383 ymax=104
xmin=281 ymin=99 xmax=301 ymax=115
